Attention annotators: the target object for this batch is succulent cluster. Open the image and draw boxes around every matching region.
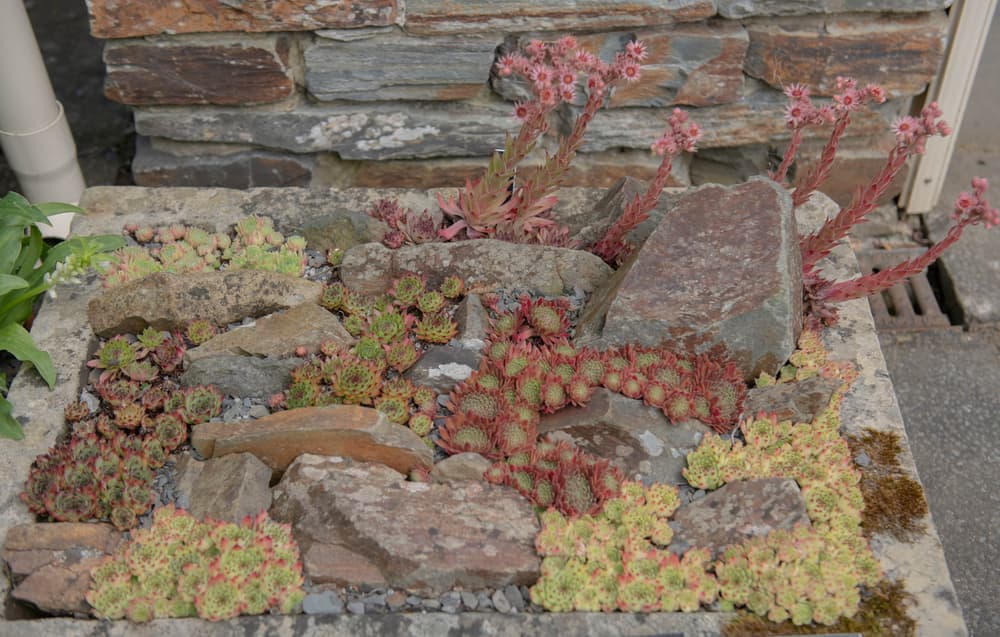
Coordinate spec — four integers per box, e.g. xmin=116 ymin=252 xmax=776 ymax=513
xmin=485 ymin=439 xmax=625 ymax=517
xmin=530 ymin=481 xmax=719 ymax=612
xmin=367 ymin=198 xmax=445 ymax=248
xmin=679 ymin=339 xmax=881 ymax=625
xmin=100 ymin=216 xmax=308 ymax=287
xmin=21 ymin=328 xmax=223 ymax=529
xmin=87 ymin=505 xmax=305 ymax=622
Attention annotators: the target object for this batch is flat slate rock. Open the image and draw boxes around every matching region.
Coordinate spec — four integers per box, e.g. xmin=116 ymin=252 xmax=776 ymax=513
xmin=173 ymin=452 xmax=273 ymax=523
xmin=742 ymin=375 xmax=843 ymax=423
xmin=270 ymin=454 xmax=540 ymax=595
xmin=2 ymin=523 xmax=123 ymax=616
xmin=87 ymin=270 xmax=323 ymax=338
xmin=538 ymin=388 xmax=711 ymax=485
xmin=191 ymin=405 xmax=432 ymax=478
xmin=180 ymin=354 xmax=300 ymax=399
xmin=186 ymin=303 xmax=353 ymax=363
xmin=340 ymin=239 xmax=612 ymax=297
xmin=403 ymin=345 xmax=481 ymax=394
xmin=668 ymin=477 xmax=810 ymax=559
xmin=579 ymin=178 xmax=802 ymax=381
xmin=430 ymin=452 xmax=491 ymax=483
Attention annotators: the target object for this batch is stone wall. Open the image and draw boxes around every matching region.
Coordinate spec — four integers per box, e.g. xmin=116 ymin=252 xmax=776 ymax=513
xmin=87 ymin=1 xmax=953 ymax=203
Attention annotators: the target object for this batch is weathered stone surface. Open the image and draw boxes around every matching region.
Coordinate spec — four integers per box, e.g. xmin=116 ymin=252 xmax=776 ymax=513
xmin=492 ymin=24 xmax=747 ymax=108
xmin=270 ymin=454 xmax=540 ymax=594
xmin=186 ymin=303 xmax=352 ymax=364
xmin=403 ymin=0 xmax=715 ymax=35
xmin=579 ymin=179 xmax=802 ymax=381
xmin=191 ymin=405 xmax=432 ymax=477
xmin=340 ymin=149 xmax=690 ymax=191
xmin=744 ymin=13 xmax=948 ymax=97
xmin=103 ymin=35 xmax=294 ymax=105
xmin=3 ymin=523 xmax=122 ymax=615
xmin=341 ymin=239 xmax=612 ymax=297
xmin=306 ymin=33 xmax=496 ymax=101
xmin=87 ymin=0 xmax=400 ymax=38
xmin=180 ymin=355 xmax=300 ymax=399
xmin=793 ymin=136 xmax=910 ymax=207
xmin=668 ymin=478 xmax=811 ymax=558
xmin=453 ymin=294 xmax=490 ymax=352
xmin=87 ymin=270 xmax=323 ymax=338
xmin=572 ymin=176 xmax=647 ymax=249
xmin=539 ymin=389 xmax=711 ymax=485
xmin=431 ymin=452 xmax=491 ymax=482
xmin=579 ymin=89 xmax=900 ymax=154
xmin=174 ymin=453 xmax=273 ymax=523
xmin=742 ymin=376 xmax=844 ymax=423
xmin=718 ymin=0 xmax=952 ymax=18
xmin=132 ymin=137 xmax=314 ymax=188
xmin=403 ymin=346 xmax=481 ymax=394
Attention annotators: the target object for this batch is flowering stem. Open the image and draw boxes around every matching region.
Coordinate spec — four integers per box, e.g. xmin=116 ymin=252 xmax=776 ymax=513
xmin=800 ymin=144 xmax=909 ymax=269
xmin=792 ymin=113 xmax=851 ymax=207
xmin=771 ymin=127 xmax=803 ymax=184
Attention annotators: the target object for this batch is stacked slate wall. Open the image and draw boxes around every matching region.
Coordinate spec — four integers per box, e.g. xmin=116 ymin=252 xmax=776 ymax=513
xmin=87 ymin=0 xmax=952 ymax=204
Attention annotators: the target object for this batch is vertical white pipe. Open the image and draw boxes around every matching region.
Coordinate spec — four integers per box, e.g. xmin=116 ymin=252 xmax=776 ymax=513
xmin=0 ymin=0 xmax=85 ymax=238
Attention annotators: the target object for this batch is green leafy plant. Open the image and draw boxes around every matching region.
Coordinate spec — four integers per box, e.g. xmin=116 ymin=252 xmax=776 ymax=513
xmin=0 ymin=192 xmax=124 ymax=439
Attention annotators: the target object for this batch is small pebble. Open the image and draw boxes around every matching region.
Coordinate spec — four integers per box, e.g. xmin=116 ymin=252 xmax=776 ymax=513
xmin=248 ymin=404 xmax=270 ymax=419
xmin=460 ymin=591 xmax=478 ymax=610
xmin=491 ymin=589 xmax=512 ymax=614
xmin=406 ymin=595 xmax=423 ymax=606
xmin=440 ymin=591 xmax=461 ymax=606
xmin=504 ymin=584 xmax=525 ymax=611
xmin=387 ymin=591 xmax=407 ymax=611
xmin=855 ymin=451 xmax=872 ymax=467
xmin=79 ymin=390 xmax=100 ymax=412
xmin=442 ymin=603 xmax=459 ymax=614
xmin=422 ymin=599 xmax=441 ymax=610
xmin=477 ymin=592 xmax=493 ymax=610
xmin=346 ymin=600 xmax=365 ymax=615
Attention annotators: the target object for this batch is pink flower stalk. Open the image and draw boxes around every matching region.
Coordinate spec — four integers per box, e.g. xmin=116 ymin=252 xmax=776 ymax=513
xmin=592 ymin=108 xmax=702 ymax=265
xmin=800 ymin=99 xmax=951 ymax=270
xmin=812 ymin=179 xmax=997 ymax=308
xmin=791 ymin=78 xmax=886 ymax=207
xmin=438 ymin=36 xmax=648 ymax=244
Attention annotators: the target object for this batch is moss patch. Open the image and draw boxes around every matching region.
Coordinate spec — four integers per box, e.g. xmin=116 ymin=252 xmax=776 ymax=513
xmin=847 ymin=429 xmax=929 ymax=541
xmin=722 ymin=579 xmax=916 ymax=637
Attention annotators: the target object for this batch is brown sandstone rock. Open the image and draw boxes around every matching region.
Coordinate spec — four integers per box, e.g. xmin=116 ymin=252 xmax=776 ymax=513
xmin=87 ymin=0 xmax=399 ymax=38
xmin=742 ymin=376 xmax=843 ymax=423
xmin=269 ymin=454 xmax=540 ymax=594
xmin=103 ymin=35 xmax=294 ymax=105
xmin=191 ymin=405 xmax=432 ymax=477
xmin=87 ymin=270 xmax=323 ymax=338
xmin=578 ymin=178 xmax=802 ymax=381
xmin=668 ymin=478 xmax=811 ymax=559
xmin=430 ymin=452 xmax=492 ymax=483
xmin=2 ymin=523 xmax=123 ymax=615
xmin=185 ymin=303 xmax=353 ymax=364
xmin=173 ymin=452 xmax=273 ymax=523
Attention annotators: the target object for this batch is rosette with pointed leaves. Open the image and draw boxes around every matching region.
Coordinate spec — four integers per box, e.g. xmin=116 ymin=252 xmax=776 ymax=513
xmin=331 ymin=355 xmax=382 ymax=405
xmin=185 ymin=319 xmax=218 ymax=345
xmin=519 ymin=295 xmax=571 ymax=345
xmin=87 ymin=336 xmax=139 ymax=383
xmin=179 ymin=386 xmax=224 ymax=424
xmin=413 ymin=311 xmax=458 ymax=344
xmin=87 ymin=506 xmax=305 ymax=622
xmin=388 ymin=272 xmax=426 ymax=307
xmin=439 ymin=275 xmax=465 ymax=299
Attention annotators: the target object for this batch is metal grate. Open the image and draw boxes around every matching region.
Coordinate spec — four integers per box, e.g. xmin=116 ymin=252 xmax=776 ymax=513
xmin=856 ymin=248 xmax=953 ymax=331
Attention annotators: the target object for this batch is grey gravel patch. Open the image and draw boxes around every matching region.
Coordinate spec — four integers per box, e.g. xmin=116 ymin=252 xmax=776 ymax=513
xmin=855 ymin=451 xmax=872 ymax=467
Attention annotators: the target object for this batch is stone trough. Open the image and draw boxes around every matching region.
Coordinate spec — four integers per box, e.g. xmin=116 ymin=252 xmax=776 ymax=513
xmin=0 ymin=184 xmax=968 ymax=636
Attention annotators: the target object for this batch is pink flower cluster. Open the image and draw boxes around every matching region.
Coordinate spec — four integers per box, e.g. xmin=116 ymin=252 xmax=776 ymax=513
xmin=782 ymin=77 xmax=886 ymax=130
xmin=497 ymin=35 xmax=647 ymax=120
xmin=953 ymin=177 xmax=1000 ymax=229
xmin=651 ymin=108 xmax=701 ymax=156
xmin=891 ymin=101 xmax=952 ymax=154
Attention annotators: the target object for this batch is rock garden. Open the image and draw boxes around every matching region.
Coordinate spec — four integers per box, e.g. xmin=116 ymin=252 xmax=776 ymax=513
xmin=0 ymin=36 xmax=986 ymax=636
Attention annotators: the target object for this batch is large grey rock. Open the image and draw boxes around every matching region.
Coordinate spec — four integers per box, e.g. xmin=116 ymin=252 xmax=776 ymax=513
xmin=668 ymin=478 xmax=811 ymax=559
xmin=180 ymin=354 xmax=300 ymax=399
xmin=173 ymin=453 xmax=273 ymax=523
xmin=305 ymin=32 xmax=496 ymax=101
xmin=186 ymin=303 xmax=353 ymax=364
xmin=270 ymin=454 xmax=540 ymax=595
xmin=341 ymin=239 xmax=612 ymax=297
xmin=579 ymin=179 xmax=802 ymax=381
xmin=452 ymin=294 xmax=490 ymax=352
xmin=87 ymin=270 xmax=323 ymax=337
xmin=539 ymin=388 xmax=712 ymax=485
